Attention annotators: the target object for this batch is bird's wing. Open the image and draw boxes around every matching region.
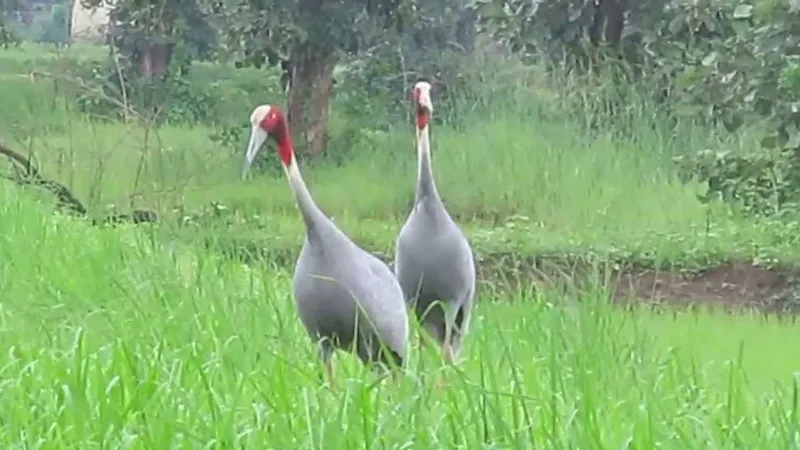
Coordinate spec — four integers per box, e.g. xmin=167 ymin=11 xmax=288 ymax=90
xmin=350 ymin=252 xmax=409 ymax=353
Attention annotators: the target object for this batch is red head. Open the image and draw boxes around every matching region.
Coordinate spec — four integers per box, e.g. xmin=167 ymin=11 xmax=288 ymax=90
xmin=412 ymin=81 xmax=433 ymax=130
xmin=243 ymin=105 xmax=294 ymax=178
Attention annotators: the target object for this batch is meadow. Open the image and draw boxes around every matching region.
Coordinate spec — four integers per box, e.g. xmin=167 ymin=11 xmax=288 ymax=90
xmin=1 ymin=42 xmax=800 ymax=448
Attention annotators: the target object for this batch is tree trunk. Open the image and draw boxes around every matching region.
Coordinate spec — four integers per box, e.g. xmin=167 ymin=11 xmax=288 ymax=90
xmin=601 ymin=0 xmax=625 ymax=46
xmin=137 ymin=41 xmax=173 ymax=79
xmin=286 ymin=46 xmax=337 ymax=157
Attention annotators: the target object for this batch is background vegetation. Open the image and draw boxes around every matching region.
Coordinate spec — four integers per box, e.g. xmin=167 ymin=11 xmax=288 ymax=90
xmin=1 ymin=0 xmax=800 ymax=447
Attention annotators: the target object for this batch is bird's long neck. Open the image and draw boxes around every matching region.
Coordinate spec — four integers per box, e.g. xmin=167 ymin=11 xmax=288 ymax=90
xmin=277 ymin=132 xmax=326 ymax=236
xmin=415 ymin=123 xmax=440 ymax=204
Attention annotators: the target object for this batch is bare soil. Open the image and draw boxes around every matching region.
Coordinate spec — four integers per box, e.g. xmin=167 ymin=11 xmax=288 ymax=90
xmin=216 ymin=240 xmax=800 ymax=314
xmin=477 ymin=254 xmax=800 ymax=314
xmin=612 ymin=262 xmax=799 ymax=313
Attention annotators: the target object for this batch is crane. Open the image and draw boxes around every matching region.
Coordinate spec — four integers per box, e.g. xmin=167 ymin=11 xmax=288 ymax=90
xmin=394 ymin=81 xmax=477 ymax=366
xmin=242 ymin=105 xmax=409 ymax=387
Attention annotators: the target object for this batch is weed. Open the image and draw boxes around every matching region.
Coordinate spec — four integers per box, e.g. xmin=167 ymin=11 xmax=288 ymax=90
xmin=1 ymin=43 xmax=800 ymax=448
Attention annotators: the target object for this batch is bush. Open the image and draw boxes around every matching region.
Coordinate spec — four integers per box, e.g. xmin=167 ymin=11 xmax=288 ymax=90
xmin=36 ymin=4 xmax=69 ymax=46
xmin=69 ymin=55 xmax=282 ymax=127
xmin=672 ymin=3 xmax=800 ymax=218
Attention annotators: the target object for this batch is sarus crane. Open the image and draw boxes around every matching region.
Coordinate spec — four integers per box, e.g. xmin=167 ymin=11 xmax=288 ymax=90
xmin=242 ymin=105 xmax=409 ymax=387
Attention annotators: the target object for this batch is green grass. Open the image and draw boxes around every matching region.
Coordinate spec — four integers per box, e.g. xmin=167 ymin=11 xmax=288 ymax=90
xmin=1 ymin=43 xmax=799 ymax=273
xmin=1 ymin=41 xmax=800 ymax=448
xmin=2 ymin=185 xmax=800 ymax=447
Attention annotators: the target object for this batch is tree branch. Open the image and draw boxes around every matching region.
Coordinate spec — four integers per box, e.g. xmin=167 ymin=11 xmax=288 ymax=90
xmin=0 ymin=138 xmax=158 ymax=226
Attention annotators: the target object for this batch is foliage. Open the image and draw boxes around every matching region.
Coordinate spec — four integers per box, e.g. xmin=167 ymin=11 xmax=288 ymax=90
xmin=472 ymin=0 xmax=660 ymax=69
xmin=74 ymin=0 xmax=218 ymax=123
xmin=91 ymin=0 xmax=218 ymax=70
xmin=4 ymin=183 xmax=800 ymax=447
xmin=670 ymin=2 xmax=800 ymax=217
xmin=474 ymin=0 xmax=800 ymax=218
xmin=66 ymin=57 xmax=282 ymax=125
xmin=9 ymin=0 xmax=800 ymax=219
xmin=213 ymin=0 xmax=415 ymax=78
xmin=8 ymin=32 xmax=800 ymax=447
xmin=211 ymin=0 xmax=418 ymax=157
xmin=0 ymin=0 xmax=22 ymax=47
xmin=0 ymin=139 xmax=158 ymax=224
xmin=675 ymin=147 xmax=800 ymax=217
xmin=35 ymin=4 xmax=69 ymax=45
xmin=0 ymin=0 xmax=68 ymax=46
xmin=304 ymin=0 xmax=480 ymax=165
xmin=337 ymin=0 xmax=479 ymax=129
xmin=470 ymin=0 xmax=675 ymax=135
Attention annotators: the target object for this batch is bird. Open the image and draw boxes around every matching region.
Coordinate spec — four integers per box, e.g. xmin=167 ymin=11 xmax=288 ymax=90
xmin=394 ymin=81 xmax=477 ymax=365
xmin=242 ymin=105 xmax=409 ymax=387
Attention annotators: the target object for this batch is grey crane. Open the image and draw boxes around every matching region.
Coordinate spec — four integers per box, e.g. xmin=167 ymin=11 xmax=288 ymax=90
xmin=242 ymin=105 xmax=409 ymax=387
xmin=394 ymin=81 xmax=477 ymax=364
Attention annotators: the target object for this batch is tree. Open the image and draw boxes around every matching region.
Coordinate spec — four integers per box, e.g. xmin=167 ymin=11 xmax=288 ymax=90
xmin=80 ymin=0 xmax=217 ymax=80
xmin=74 ymin=0 xmax=217 ymax=123
xmin=334 ymin=0 xmax=478 ymax=131
xmin=37 ymin=3 xmax=70 ymax=47
xmin=212 ymin=0 xmax=416 ymax=156
xmin=0 ymin=0 xmax=21 ymax=47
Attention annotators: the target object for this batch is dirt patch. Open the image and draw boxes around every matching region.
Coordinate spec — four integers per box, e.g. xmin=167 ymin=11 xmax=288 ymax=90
xmin=476 ymin=253 xmax=800 ymax=314
xmin=210 ymin=238 xmax=800 ymax=314
xmin=612 ymin=262 xmax=800 ymax=313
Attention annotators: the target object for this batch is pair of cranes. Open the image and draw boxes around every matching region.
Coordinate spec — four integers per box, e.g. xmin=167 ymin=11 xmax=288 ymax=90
xmin=241 ymin=81 xmax=476 ymax=387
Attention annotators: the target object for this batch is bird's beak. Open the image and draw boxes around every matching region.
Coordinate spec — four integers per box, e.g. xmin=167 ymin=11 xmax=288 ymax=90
xmin=242 ymin=125 xmax=268 ymax=180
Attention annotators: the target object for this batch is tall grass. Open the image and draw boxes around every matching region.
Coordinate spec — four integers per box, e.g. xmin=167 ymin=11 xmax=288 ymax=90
xmin=1 ymin=41 xmax=800 ymax=448
xmin=1 ymin=43 xmax=797 ymax=266
xmin=0 ymin=184 xmax=799 ymax=447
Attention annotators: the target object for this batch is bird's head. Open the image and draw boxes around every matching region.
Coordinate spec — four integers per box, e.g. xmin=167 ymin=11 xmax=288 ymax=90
xmin=412 ymin=81 xmax=433 ymax=130
xmin=243 ymin=104 xmax=292 ymax=179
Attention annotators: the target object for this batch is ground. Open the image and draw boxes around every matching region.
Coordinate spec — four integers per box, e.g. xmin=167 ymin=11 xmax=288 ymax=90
xmin=469 ymin=256 xmax=796 ymax=312
xmin=169 ymin=232 xmax=800 ymax=313
xmin=3 ymin=42 xmax=800 ymax=448
xmin=614 ymin=262 xmax=792 ymax=310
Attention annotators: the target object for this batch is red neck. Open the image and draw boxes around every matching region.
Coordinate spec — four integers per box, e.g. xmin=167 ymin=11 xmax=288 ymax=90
xmin=416 ymin=111 xmax=430 ymax=130
xmin=275 ymin=124 xmax=295 ymax=165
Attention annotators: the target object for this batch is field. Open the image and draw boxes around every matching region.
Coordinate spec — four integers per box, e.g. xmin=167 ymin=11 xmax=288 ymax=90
xmin=1 ymin=42 xmax=800 ymax=447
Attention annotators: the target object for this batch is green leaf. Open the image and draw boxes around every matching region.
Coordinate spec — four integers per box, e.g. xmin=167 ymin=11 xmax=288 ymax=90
xmin=732 ymin=4 xmax=753 ymax=19
xmin=667 ymin=16 xmax=684 ymax=35
xmin=761 ymin=135 xmax=779 ymax=149
xmin=701 ymin=52 xmax=718 ymax=67
xmin=673 ymin=103 xmax=703 ymax=117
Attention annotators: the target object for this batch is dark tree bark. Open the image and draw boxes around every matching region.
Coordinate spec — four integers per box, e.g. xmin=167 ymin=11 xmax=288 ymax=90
xmin=588 ymin=0 xmax=625 ymax=48
xmin=0 ymin=139 xmax=158 ymax=226
xmin=601 ymin=0 xmax=625 ymax=46
xmin=135 ymin=41 xmax=173 ymax=79
xmin=286 ymin=46 xmax=337 ymax=157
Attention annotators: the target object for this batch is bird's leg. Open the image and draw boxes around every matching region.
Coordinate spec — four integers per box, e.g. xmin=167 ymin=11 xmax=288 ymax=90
xmin=319 ymin=343 xmax=337 ymax=390
xmin=434 ymin=316 xmax=456 ymax=391
xmin=324 ymin=359 xmax=338 ymax=390
xmin=442 ymin=341 xmax=454 ymax=364
xmin=441 ymin=304 xmax=459 ymax=365
xmin=439 ymin=340 xmax=455 ymax=393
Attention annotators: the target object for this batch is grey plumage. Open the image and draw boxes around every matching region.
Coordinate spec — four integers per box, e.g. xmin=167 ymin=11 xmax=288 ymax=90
xmin=394 ymin=82 xmax=477 ymax=363
xmin=243 ymin=105 xmax=409 ymax=383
